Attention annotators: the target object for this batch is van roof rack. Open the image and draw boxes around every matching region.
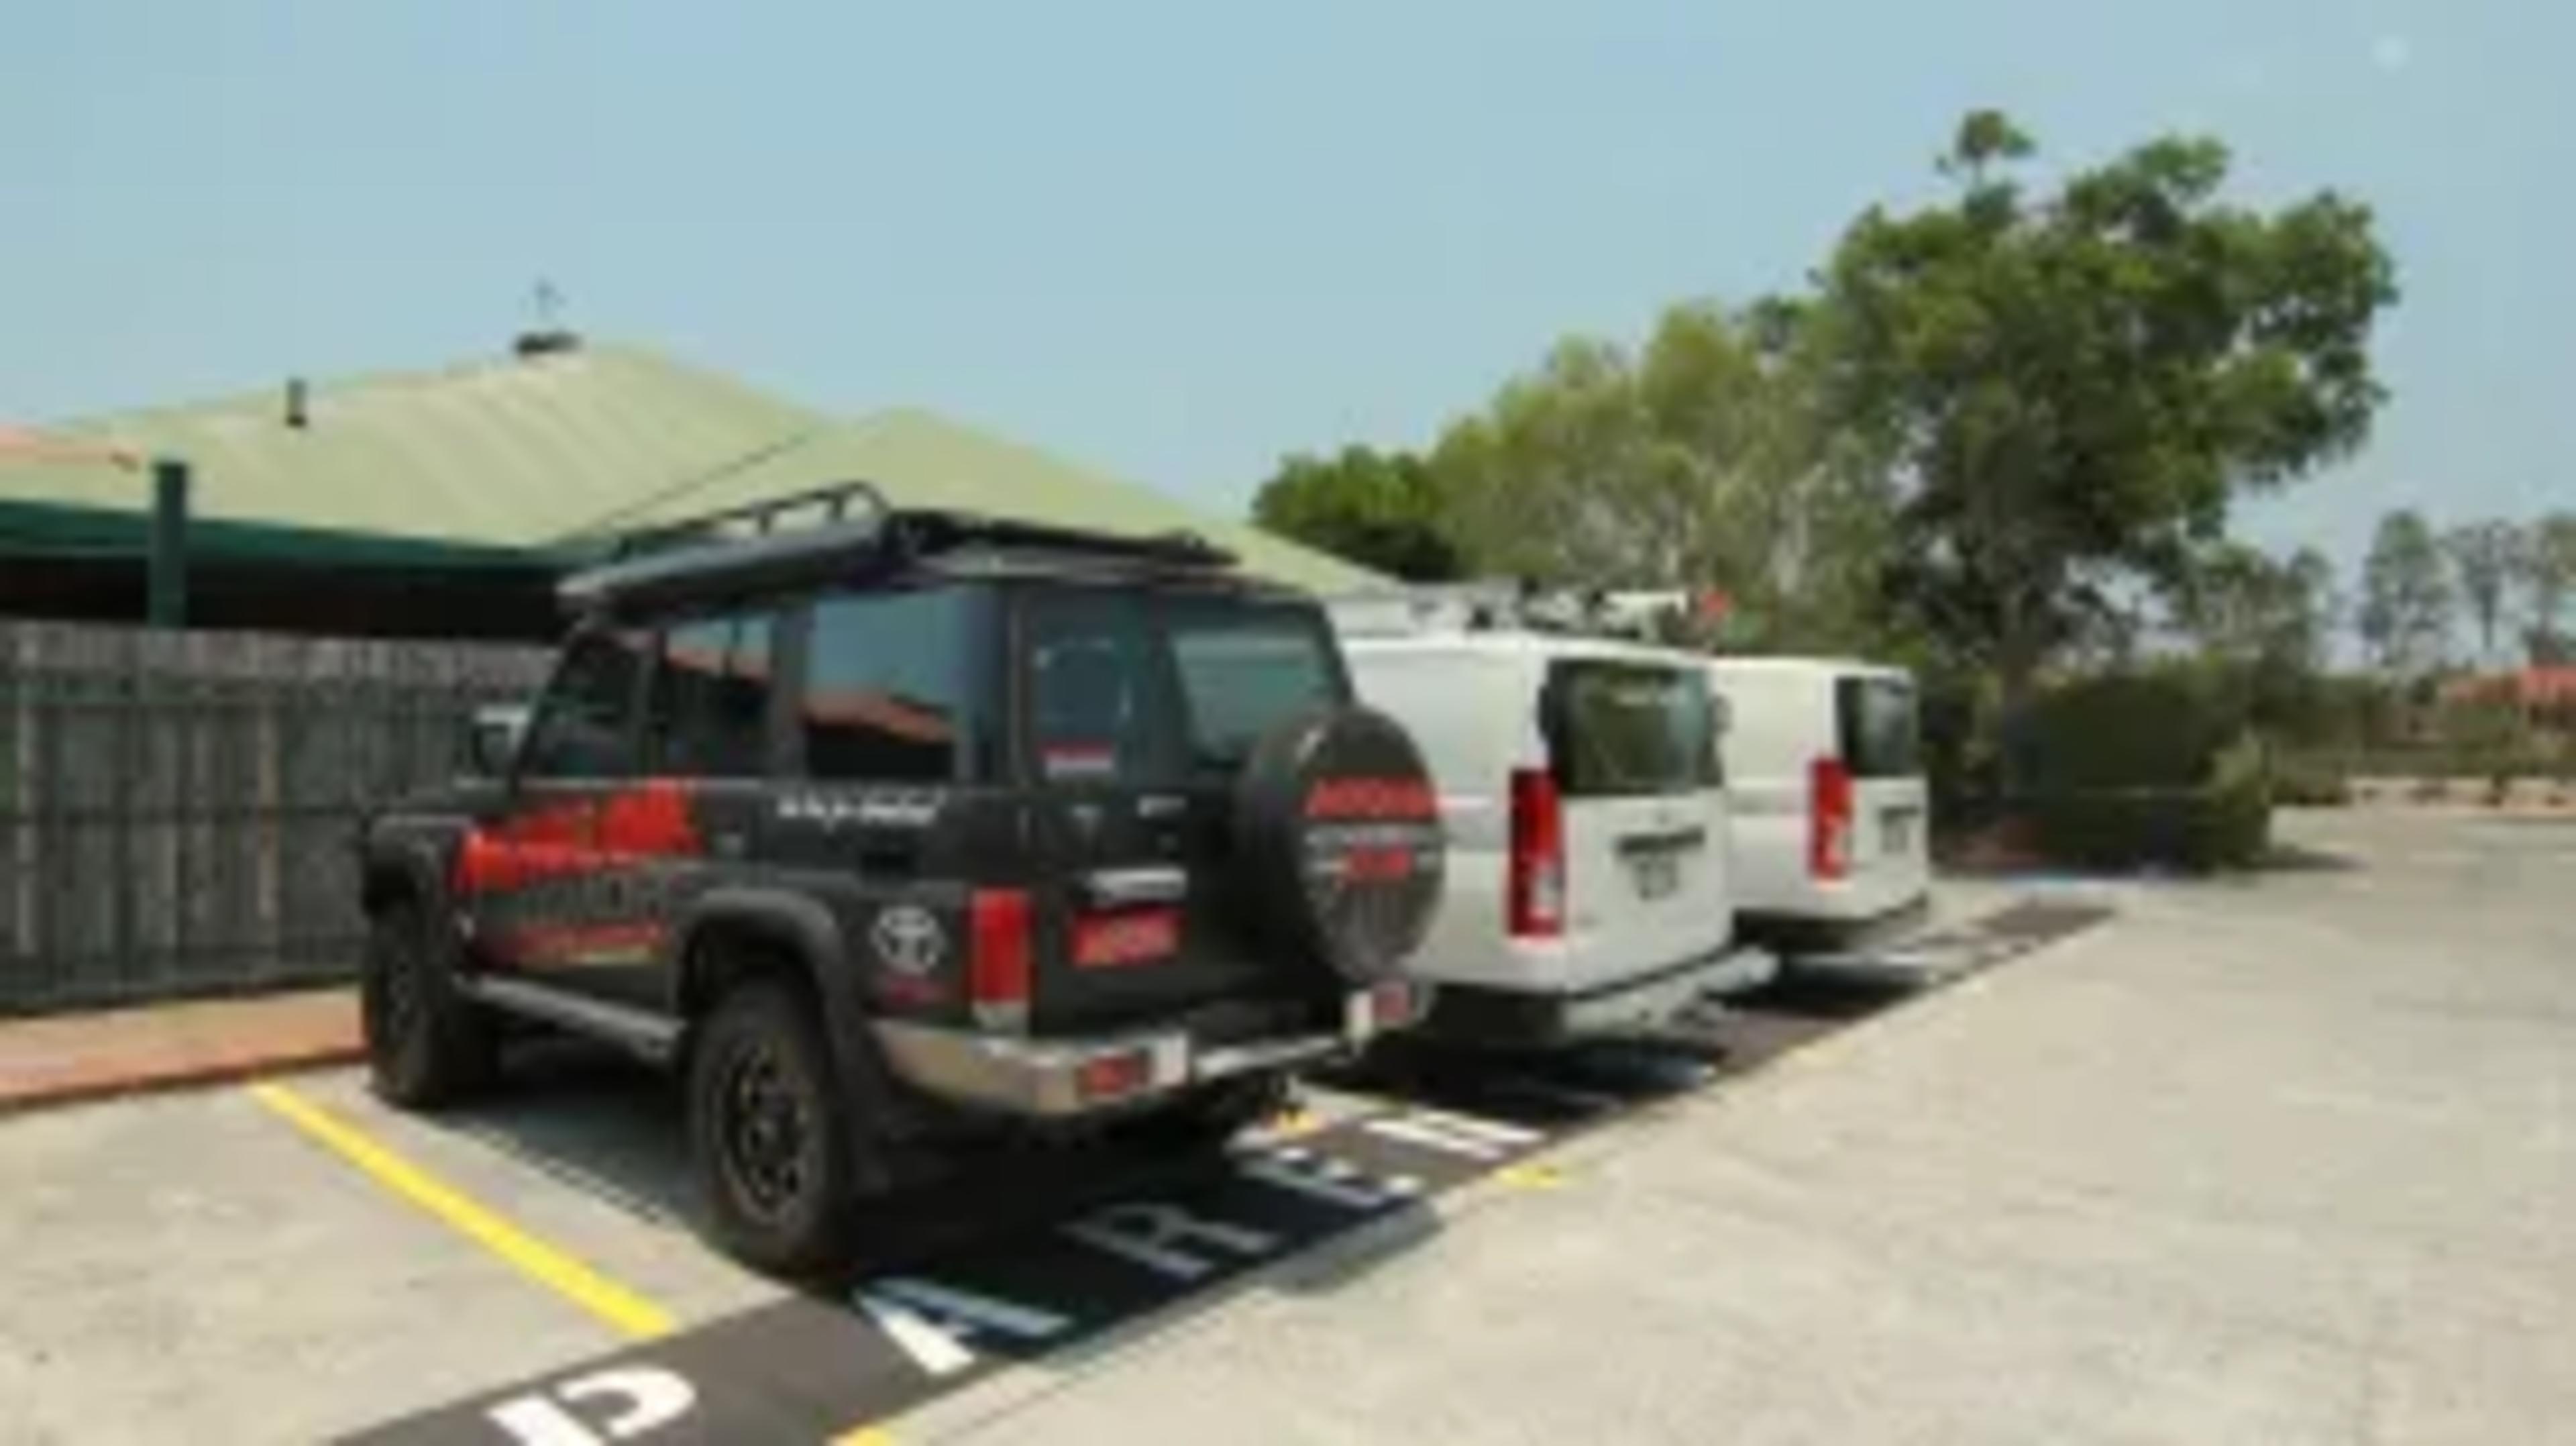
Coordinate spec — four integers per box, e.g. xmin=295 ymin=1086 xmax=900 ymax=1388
xmin=559 ymin=480 xmax=1240 ymax=613
xmin=1328 ymin=582 xmax=1702 ymax=643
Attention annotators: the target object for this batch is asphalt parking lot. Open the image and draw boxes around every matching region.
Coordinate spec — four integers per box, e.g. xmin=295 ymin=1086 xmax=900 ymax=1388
xmin=4 ymin=807 xmax=2570 ymax=1445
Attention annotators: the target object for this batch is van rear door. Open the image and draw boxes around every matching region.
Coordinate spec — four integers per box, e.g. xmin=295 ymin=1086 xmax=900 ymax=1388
xmin=1544 ymin=658 xmax=1731 ymax=989
xmin=1835 ymin=672 xmax=1930 ymax=907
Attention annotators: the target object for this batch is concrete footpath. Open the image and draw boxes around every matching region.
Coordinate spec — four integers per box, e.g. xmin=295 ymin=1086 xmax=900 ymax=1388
xmin=0 ymin=988 xmax=358 ymax=1113
xmin=904 ymin=810 xmax=2576 ymax=1445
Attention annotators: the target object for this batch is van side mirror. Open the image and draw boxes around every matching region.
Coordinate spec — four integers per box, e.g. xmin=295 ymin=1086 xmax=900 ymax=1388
xmin=464 ymin=705 xmax=530 ymax=778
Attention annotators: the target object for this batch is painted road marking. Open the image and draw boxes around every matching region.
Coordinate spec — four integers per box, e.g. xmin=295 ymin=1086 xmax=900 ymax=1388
xmin=855 ymin=1278 xmax=1073 ymax=1377
xmin=247 ymin=1082 xmax=676 ymax=1341
xmin=1493 ymin=1161 xmax=1567 ymax=1190
xmin=1360 ymin=1107 xmax=1544 ymax=1159
xmin=350 ymin=898 xmax=2114 ymax=1444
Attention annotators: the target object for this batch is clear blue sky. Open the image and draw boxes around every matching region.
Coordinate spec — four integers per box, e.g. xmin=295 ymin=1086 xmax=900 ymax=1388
xmin=4 ymin=1 xmax=2569 ymax=577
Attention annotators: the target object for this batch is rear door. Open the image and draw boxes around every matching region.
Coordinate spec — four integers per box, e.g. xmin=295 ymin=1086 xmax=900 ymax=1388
xmin=1835 ymin=672 xmax=1931 ymax=910
xmin=1015 ymin=584 xmax=1348 ymax=1035
xmin=1544 ymin=655 xmax=1733 ymax=989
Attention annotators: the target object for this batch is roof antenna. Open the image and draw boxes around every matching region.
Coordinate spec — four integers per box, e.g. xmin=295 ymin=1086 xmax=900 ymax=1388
xmin=515 ymin=278 xmax=580 ymax=358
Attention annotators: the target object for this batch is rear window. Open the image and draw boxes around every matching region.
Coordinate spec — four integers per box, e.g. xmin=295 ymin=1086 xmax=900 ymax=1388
xmin=1546 ymin=660 xmax=1719 ymax=797
xmin=1167 ymin=601 xmax=1344 ymax=773
xmin=1836 ymin=675 xmax=1921 ymax=778
xmin=1020 ymin=589 xmax=1346 ymax=784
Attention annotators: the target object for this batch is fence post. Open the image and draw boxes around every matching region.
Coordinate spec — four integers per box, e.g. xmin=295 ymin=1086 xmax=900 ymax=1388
xmin=150 ymin=458 xmax=190 ymax=629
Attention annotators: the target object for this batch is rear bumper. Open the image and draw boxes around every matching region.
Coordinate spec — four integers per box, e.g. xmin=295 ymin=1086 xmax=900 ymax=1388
xmin=1424 ymin=944 xmax=1778 ymax=1050
xmin=1741 ymin=892 xmax=1933 ymax=958
xmin=871 ymin=983 xmax=1419 ymax=1119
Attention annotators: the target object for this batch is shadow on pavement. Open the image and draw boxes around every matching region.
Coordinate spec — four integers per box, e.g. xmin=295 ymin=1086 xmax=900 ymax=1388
xmin=2259 ymin=841 xmax=2365 ymax=873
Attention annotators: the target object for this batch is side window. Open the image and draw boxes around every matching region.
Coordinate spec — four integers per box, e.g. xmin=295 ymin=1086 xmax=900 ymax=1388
xmin=649 ymin=614 xmax=775 ymax=776
xmin=802 ymin=590 xmax=970 ymax=782
xmin=522 ymin=631 xmax=648 ymax=779
xmin=1026 ymin=593 xmax=1171 ymax=785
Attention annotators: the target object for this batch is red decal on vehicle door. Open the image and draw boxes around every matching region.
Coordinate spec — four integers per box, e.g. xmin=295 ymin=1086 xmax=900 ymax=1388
xmin=597 ymin=780 xmax=702 ymax=859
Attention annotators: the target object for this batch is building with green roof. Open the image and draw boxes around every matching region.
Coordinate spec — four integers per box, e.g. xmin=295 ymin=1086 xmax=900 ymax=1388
xmin=0 ymin=338 xmax=1376 ymax=637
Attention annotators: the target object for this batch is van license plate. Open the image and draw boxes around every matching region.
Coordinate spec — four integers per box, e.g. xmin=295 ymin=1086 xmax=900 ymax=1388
xmin=1631 ymin=851 xmax=1680 ymax=900
xmin=1882 ymin=811 xmax=1915 ymax=854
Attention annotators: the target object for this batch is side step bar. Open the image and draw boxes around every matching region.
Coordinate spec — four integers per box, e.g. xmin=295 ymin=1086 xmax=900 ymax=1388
xmin=458 ymin=975 xmax=684 ymax=1064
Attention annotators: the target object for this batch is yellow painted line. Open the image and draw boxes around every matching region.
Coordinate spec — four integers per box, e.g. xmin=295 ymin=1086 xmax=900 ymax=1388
xmin=1270 ymin=1106 xmax=1324 ymax=1139
xmin=1493 ymin=1161 xmax=1567 ymax=1190
xmin=248 ymin=1081 xmax=676 ymax=1341
xmin=830 ymin=1427 xmax=896 ymax=1445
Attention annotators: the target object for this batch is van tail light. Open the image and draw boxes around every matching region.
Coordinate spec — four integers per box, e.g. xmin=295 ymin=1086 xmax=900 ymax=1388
xmin=969 ymin=888 xmax=1033 ymax=1031
xmin=1810 ymin=757 xmax=1854 ymax=882
xmin=1508 ymin=768 xmax=1565 ymax=938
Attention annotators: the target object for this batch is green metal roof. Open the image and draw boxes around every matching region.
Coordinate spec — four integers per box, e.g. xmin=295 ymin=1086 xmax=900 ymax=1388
xmin=0 ymin=344 xmax=1377 ymax=592
xmin=559 ymin=405 xmax=1378 ymax=592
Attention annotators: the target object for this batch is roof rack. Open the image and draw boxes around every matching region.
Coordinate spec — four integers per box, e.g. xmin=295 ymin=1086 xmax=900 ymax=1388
xmin=605 ymin=479 xmax=894 ymax=562
xmin=558 ymin=480 xmax=1240 ymax=613
xmin=1328 ymin=581 xmax=1707 ymax=643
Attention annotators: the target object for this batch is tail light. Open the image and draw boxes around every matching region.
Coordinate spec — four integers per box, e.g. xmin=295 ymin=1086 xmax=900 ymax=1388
xmin=1810 ymin=757 xmax=1854 ymax=881
xmin=969 ymin=888 xmax=1032 ymax=1031
xmin=1508 ymin=768 xmax=1565 ymax=937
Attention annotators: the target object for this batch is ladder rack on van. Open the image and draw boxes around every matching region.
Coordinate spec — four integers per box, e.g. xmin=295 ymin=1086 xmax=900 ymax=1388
xmin=1328 ymin=582 xmax=1705 ymax=644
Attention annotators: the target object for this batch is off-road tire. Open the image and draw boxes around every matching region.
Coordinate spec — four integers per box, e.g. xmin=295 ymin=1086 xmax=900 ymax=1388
xmin=688 ymin=978 xmax=861 ymax=1276
xmin=362 ymin=898 xmax=500 ymax=1108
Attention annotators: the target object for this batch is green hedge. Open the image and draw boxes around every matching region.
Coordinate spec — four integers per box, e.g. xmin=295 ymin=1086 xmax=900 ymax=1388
xmin=2269 ymin=754 xmax=2355 ymax=807
xmin=2023 ymin=673 xmax=2273 ymax=872
xmin=2026 ymin=665 xmax=2249 ymax=791
xmin=2029 ymin=748 xmax=2272 ymax=872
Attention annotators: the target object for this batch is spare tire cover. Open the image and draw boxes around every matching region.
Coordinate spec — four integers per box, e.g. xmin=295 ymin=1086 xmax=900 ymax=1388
xmin=1232 ymin=705 xmax=1445 ymax=986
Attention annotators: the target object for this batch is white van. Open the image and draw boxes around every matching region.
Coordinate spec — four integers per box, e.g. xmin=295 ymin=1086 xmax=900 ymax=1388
xmin=1704 ymin=658 xmax=1931 ymax=953
xmin=1336 ymin=598 xmax=1773 ymax=1048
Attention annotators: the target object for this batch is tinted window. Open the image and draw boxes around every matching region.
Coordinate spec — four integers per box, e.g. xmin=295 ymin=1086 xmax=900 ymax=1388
xmin=1837 ymin=676 xmax=1921 ymax=778
xmin=1547 ymin=660 xmax=1719 ymax=797
xmin=1167 ymin=602 xmax=1342 ymax=772
xmin=523 ymin=630 xmax=648 ymax=778
xmin=1027 ymin=594 xmax=1170 ymax=784
xmin=802 ymin=589 xmax=971 ymax=782
xmin=649 ymin=614 xmax=773 ymax=776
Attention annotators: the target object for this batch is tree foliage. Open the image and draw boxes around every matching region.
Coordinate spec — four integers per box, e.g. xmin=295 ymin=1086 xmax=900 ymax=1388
xmin=2178 ymin=543 xmax=2336 ymax=674
xmin=1430 ymin=301 xmax=1891 ymax=650
xmin=1812 ymin=110 xmax=2397 ymax=696
xmin=2359 ymin=509 xmax=2452 ymax=676
xmin=2443 ymin=520 xmax=2522 ymax=664
xmin=1251 ymin=445 xmax=1462 ymax=582
xmin=2513 ymin=511 xmax=2576 ymax=663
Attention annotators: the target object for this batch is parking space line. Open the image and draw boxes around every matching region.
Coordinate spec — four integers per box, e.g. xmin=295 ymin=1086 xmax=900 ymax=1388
xmin=246 ymin=1081 xmax=676 ymax=1341
xmin=831 ymin=1427 xmax=895 ymax=1445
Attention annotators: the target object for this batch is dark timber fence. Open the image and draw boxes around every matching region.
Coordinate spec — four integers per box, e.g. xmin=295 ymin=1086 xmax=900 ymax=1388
xmin=0 ymin=621 xmax=550 ymax=1015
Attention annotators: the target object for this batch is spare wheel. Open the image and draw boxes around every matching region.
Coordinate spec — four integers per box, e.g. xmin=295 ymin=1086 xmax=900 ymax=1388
xmin=1230 ymin=705 xmax=1445 ymax=987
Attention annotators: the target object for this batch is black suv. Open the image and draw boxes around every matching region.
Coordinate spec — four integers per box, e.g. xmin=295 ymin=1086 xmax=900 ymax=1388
xmin=356 ymin=484 xmax=1444 ymax=1272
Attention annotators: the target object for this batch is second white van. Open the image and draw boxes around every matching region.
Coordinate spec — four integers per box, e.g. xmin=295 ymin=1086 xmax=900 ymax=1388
xmin=1705 ymin=657 xmax=1932 ymax=953
xmin=1337 ymin=600 xmax=1774 ymax=1047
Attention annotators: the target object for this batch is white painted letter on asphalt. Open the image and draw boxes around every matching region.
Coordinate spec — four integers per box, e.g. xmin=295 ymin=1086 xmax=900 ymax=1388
xmin=1237 ymin=1147 xmax=1421 ymax=1211
xmin=488 ymin=1365 xmax=695 ymax=1445
xmin=855 ymin=1276 xmax=1071 ymax=1378
xmin=1359 ymin=1108 xmax=1541 ymax=1161
xmin=1061 ymin=1201 xmax=1277 ymax=1280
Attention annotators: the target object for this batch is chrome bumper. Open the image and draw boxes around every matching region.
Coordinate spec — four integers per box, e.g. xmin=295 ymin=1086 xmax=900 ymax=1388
xmin=870 ymin=985 xmax=1416 ymax=1119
